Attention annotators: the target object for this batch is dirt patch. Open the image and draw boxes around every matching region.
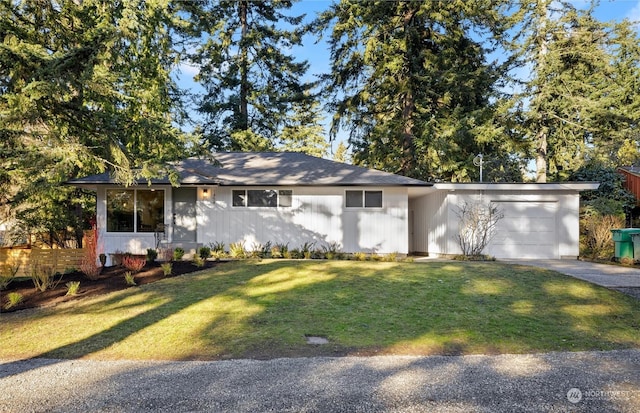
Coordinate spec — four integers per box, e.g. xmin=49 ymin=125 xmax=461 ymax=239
xmin=0 ymin=260 xmax=219 ymax=313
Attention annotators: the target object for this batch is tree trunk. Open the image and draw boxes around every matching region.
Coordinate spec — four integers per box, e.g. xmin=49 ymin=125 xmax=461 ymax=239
xmin=534 ymin=0 xmax=550 ymax=183
xmin=238 ymin=0 xmax=249 ymax=132
xmin=400 ymin=8 xmax=418 ymax=177
xmin=536 ymin=128 xmax=547 ymax=182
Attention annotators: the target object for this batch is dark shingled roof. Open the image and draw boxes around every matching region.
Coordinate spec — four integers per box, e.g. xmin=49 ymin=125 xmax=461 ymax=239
xmin=67 ymin=152 xmax=430 ymax=187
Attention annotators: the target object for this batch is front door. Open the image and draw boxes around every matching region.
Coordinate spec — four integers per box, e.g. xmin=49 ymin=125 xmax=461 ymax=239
xmin=172 ymin=187 xmax=197 ymax=243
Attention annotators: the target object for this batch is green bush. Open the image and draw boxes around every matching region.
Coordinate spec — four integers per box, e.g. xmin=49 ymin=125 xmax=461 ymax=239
xmin=161 ymin=262 xmax=173 ymax=276
xmin=193 ymin=255 xmax=205 ymax=267
xmin=209 ymin=241 xmax=225 ymax=253
xmin=353 ymin=252 xmax=367 ymax=261
xmin=229 ymin=242 xmax=246 ymax=258
xmin=271 ymin=242 xmax=288 ymax=258
xmin=124 ymin=271 xmax=136 ymax=286
xmin=146 ymin=248 xmax=158 ymax=263
xmin=4 ymin=292 xmax=23 ymax=310
xmin=198 ymin=246 xmax=211 ymax=259
xmin=173 ymin=247 xmax=185 ymax=261
xmin=65 ymin=281 xmax=81 ymax=296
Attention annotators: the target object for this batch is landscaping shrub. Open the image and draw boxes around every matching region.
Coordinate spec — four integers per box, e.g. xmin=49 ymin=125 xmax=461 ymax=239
xmin=80 ymin=255 xmax=101 ymax=281
xmin=300 ymin=241 xmax=315 ymax=259
xmin=271 ymin=242 xmax=288 ymax=258
xmin=124 ymin=271 xmax=136 ymax=286
xmin=31 ymin=264 xmax=63 ymax=292
xmin=161 ymin=263 xmax=173 ymax=276
xmin=209 ymin=241 xmax=225 ymax=254
xmin=122 ymin=255 xmax=146 ymax=273
xmin=382 ymin=252 xmax=398 ymax=262
xmin=192 ymin=255 xmax=205 ymax=267
xmin=65 ymin=281 xmax=81 ymax=296
xmin=173 ymin=248 xmax=185 ymax=261
xmin=198 ymin=246 xmax=211 ymax=259
xmin=146 ymin=248 xmax=158 ymax=263
xmin=581 ymin=213 xmax=624 ymax=260
xmin=353 ymin=252 xmax=367 ymax=261
xmin=289 ymin=248 xmax=302 ymax=259
xmin=322 ymin=242 xmax=342 ymax=260
xmin=454 ymin=201 xmax=504 ymax=257
xmin=4 ymin=292 xmax=23 ymax=310
xmin=0 ymin=264 xmax=20 ymax=290
xmin=160 ymin=248 xmax=173 ymax=262
xmin=229 ymin=242 xmax=246 ymax=258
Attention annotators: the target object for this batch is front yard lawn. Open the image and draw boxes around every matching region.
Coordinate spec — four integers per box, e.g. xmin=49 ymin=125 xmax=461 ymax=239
xmin=1 ymin=260 xmax=639 ymax=360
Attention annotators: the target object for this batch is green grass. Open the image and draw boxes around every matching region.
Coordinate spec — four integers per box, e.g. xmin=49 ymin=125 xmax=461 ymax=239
xmin=1 ymin=260 xmax=639 ymax=361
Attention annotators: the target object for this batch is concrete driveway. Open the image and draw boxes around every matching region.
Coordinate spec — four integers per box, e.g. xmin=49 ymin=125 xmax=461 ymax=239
xmin=504 ymin=259 xmax=640 ymax=288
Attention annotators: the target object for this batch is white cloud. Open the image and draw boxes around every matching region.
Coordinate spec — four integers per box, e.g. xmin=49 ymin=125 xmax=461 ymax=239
xmin=626 ymin=0 xmax=640 ymax=22
xmin=177 ymin=62 xmax=200 ymax=77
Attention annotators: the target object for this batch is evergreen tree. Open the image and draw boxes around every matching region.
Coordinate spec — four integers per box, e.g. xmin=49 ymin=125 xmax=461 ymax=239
xmin=185 ymin=0 xmax=317 ymax=151
xmin=333 ymin=141 xmax=350 ymax=164
xmin=315 ymin=0 xmax=513 ymax=181
xmin=508 ymin=1 xmax=640 ymax=181
xmin=279 ymin=95 xmax=329 ymax=158
xmin=0 ymin=0 xmax=189 ymax=245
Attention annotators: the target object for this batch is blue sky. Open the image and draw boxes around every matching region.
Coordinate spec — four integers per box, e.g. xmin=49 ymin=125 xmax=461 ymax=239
xmin=175 ymin=0 xmax=640 ymax=155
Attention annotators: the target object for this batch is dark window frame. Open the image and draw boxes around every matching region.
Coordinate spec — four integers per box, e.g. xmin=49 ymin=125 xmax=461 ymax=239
xmin=106 ymin=189 xmax=165 ymax=233
xmin=345 ymin=190 xmax=383 ymax=208
xmin=232 ymin=189 xmax=293 ymax=208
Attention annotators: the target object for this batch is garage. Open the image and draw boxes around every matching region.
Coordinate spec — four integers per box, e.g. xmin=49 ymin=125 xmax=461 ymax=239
xmin=410 ymin=182 xmax=600 ymax=259
xmin=487 ymin=201 xmax=558 ymax=259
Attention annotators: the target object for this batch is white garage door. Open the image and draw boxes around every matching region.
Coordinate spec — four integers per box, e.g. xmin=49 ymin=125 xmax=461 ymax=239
xmin=488 ymin=201 xmax=558 ymax=259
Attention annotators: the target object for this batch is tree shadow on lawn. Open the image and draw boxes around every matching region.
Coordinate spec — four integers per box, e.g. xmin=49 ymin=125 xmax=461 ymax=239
xmin=198 ymin=261 xmax=640 ymax=360
xmin=2 ymin=261 xmax=640 ymax=379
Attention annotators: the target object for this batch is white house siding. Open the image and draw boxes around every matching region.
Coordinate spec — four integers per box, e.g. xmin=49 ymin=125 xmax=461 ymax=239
xmin=197 ymin=186 xmax=409 ymax=254
xmin=409 ymin=190 xmax=447 ymax=255
xmin=421 ymin=188 xmax=582 ymax=259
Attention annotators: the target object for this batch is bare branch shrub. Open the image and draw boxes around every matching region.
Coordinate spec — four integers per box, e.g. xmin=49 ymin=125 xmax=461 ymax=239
xmin=454 ymin=201 xmax=504 ymax=257
xmin=80 ymin=228 xmax=101 ymax=280
xmin=582 ymin=214 xmax=624 ymax=260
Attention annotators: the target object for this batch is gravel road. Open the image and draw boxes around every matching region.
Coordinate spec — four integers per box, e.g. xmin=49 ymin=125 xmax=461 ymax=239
xmin=1 ymin=349 xmax=639 ymax=412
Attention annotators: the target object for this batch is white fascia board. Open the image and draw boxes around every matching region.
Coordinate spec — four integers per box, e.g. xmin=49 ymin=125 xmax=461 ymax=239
xmin=432 ymin=182 xmax=600 ymax=191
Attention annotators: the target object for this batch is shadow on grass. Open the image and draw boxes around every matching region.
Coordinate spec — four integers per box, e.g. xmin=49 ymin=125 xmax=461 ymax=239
xmin=1 ymin=260 xmax=640 ymax=378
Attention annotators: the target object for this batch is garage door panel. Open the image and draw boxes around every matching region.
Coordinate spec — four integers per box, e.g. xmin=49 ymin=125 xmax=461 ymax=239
xmin=488 ymin=201 xmax=558 ymax=259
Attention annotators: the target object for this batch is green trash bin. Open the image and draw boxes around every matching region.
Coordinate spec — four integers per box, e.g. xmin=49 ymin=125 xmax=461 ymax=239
xmin=631 ymin=233 xmax=640 ymax=261
xmin=611 ymin=229 xmax=640 ymax=260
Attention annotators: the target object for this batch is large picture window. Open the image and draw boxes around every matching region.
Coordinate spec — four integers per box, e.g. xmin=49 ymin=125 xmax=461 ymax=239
xmin=345 ymin=190 xmax=383 ymax=208
xmin=232 ymin=189 xmax=292 ymax=208
xmin=106 ymin=189 xmax=164 ymax=232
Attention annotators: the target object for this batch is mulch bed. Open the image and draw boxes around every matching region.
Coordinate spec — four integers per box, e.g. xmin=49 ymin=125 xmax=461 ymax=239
xmin=1 ymin=260 xmax=219 ymax=313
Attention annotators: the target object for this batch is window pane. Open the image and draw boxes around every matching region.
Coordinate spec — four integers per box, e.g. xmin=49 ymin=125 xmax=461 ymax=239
xmin=365 ymin=191 xmax=383 ymax=208
xmin=136 ymin=190 xmax=164 ymax=232
xmin=232 ymin=190 xmax=246 ymax=207
xmin=346 ymin=190 xmax=363 ymax=208
xmin=279 ymin=190 xmax=292 ymax=207
xmin=248 ymin=190 xmax=277 ymax=207
xmin=106 ymin=190 xmax=134 ymax=232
